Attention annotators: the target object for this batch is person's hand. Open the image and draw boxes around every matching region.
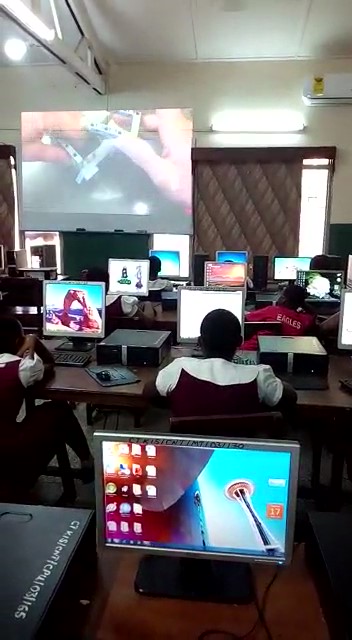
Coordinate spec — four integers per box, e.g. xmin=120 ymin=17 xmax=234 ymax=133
xmin=16 ymin=334 xmax=37 ymax=359
xmin=22 ymin=111 xmax=84 ymax=162
xmin=112 ymin=109 xmax=192 ymax=209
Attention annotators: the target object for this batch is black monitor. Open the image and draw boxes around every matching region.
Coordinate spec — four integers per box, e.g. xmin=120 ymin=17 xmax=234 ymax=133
xmin=43 ymin=280 xmax=105 ymax=351
xmin=296 ymin=269 xmax=344 ymax=302
xmin=94 ymin=432 xmax=300 ymax=604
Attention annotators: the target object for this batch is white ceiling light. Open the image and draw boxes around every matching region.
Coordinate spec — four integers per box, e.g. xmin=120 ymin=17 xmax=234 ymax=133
xmin=4 ymin=37 xmax=27 ymax=61
xmin=211 ymin=110 xmax=306 ymax=133
xmin=0 ymin=0 xmax=55 ymax=41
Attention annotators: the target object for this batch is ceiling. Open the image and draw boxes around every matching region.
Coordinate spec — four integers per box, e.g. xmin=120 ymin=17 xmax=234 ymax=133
xmin=2 ymin=0 xmax=352 ymax=65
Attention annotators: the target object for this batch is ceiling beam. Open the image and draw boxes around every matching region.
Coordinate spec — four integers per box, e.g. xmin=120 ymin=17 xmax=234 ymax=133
xmin=0 ymin=0 xmax=106 ymax=95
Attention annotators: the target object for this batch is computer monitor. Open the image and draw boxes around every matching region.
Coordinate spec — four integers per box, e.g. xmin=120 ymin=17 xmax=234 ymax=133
xmin=204 ymin=261 xmax=247 ymax=288
xmin=296 ymin=270 xmax=344 ymax=302
xmin=43 ymin=280 xmax=105 ymax=348
xmin=94 ymin=433 xmax=299 ymax=601
xmin=0 ymin=244 xmax=4 ymax=272
xmin=273 ymin=256 xmax=311 ymax=281
xmin=177 ymin=286 xmax=245 ymax=343
xmin=108 ymin=259 xmax=150 ymax=296
xmin=338 ymin=290 xmax=352 ymax=350
xmin=215 ymin=251 xmax=248 ymax=264
xmin=347 ymin=255 xmax=352 ymax=289
xmin=152 ymin=234 xmax=190 ymax=279
xmin=149 ymin=250 xmax=180 ymax=277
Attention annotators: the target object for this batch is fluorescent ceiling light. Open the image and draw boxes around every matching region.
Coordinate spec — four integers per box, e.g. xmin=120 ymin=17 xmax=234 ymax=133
xmin=0 ymin=0 xmax=55 ymax=41
xmin=211 ymin=110 xmax=305 ymax=133
xmin=4 ymin=37 xmax=27 ymax=61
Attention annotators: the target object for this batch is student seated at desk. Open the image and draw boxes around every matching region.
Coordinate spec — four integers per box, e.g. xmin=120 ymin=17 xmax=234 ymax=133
xmin=0 ymin=317 xmax=93 ymax=489
xmin=149 ymin=256 xmax=173 ymax=291
xmin=242 ymin=284 xmax=317 ymax=350
xmin=144 ymin=309 xmax=296 ymax=417
xmin=81 ymin=267 xmax=154 ymax=327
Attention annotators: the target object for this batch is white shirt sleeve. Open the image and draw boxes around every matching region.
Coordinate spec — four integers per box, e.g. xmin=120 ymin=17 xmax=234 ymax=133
xmin=120 ymin=296 xmax=139 ymax=317
xmin=155 ymin=359 xmax=184 ymax=396
xmin=18 ymin=353 xmax=44 ymax=388
xmin=256 ymin=365 xmax=283 ymax=407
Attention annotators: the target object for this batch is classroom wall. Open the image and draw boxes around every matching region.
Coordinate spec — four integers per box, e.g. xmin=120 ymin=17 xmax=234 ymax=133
xmin=1 ymin=58 xmax=352 ymax=251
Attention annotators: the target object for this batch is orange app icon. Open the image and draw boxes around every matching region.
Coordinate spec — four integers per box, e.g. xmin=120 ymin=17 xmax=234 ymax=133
xmin=266 ymin=504 xmax=284 ymax=520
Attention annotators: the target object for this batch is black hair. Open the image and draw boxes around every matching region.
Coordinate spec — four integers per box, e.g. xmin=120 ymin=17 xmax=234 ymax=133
xmin=200 ymin=309 xmax=242 ymax=360
xmin=149 ymin=255 xmax=162 ymax=281
xmin=0 ymin=316 xmax=23 ymax=354
xmin=281 ymin=284 xmax=308 ymax=311
xmin=82 ymin=267 xmax=109 ymax=290
xmin=310 ymin=255 xmax=331 ymax=270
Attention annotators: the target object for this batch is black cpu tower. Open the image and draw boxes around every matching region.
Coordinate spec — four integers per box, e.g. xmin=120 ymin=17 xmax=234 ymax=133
xmin=253 ymin=255 xmax=269 ymax=290
xmin=193 ymin=253 xmax=209 ymax=286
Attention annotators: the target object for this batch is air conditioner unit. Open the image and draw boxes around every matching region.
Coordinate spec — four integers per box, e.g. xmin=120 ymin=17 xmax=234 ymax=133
xmin=303 ymin=74 xmax=352 ymax=106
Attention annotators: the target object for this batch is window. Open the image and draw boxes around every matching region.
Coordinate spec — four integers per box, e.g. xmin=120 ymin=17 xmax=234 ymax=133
xmin=24 ymin=232 xmax=62 ymax=273
xmin=299 ymin=159 xmax=331 ymax=257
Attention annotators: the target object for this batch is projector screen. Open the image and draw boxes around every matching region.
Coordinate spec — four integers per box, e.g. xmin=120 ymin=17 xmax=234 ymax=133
xmin=20 ymin=109 xmax=193 ymax=234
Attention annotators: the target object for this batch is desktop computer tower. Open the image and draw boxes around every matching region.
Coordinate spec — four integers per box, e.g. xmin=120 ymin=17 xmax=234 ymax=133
xmin=193 ymin=253 xmax=209 ymax=286
xmin=253 ymin=255 xmax=268 ymax=290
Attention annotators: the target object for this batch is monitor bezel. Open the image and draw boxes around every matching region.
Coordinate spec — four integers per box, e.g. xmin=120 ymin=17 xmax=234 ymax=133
xmin=149 ymin=249 xmax=181 ymax=278
xmin=204 ymin=261 xmax=247 ymax=288
xmin=215 ymin=250 xmax=248 ymax=264
xmin=296 ymin=269 xmax=345 ymax=301
xmin=347 ymin=255 xmax=352 ymax=290
xmin=177 ymin=286 xmax=245 ymax=344
xmin=94 ymin=431 xmax=300 ymax=566
xmin=43 ymin=279 xmax=106 ymax=339
xmin=108 ymin=258 xmax=150 ymax=297
xmin=338 ymin=289 xmax=352 ymax=350
xmin=273 ymin=256 xmax=312 ymax=281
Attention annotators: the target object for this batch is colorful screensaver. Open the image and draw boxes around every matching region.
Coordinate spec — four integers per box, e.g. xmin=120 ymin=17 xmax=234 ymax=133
xmin=205 ymin=262 xmax=246 ymax=287
xmin=301 ymin=270 xmax=343 ymax=300
xmin=109 ymin=259 xmax=150 ymax=296
xmin=274 ymin=257 xmax=312 ymax=281
xmin=101 ymin=442 xmax=291 ymax=560
xmin=216 ymin=251 xmax=248 ymax=265
xmin=44 ymin=281 xmax=104 ymax=336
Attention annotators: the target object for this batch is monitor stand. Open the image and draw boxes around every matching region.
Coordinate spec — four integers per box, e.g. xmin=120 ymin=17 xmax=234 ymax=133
xmin=134 ymin=555 xmax=254 ymax=605
xmin=55 ymin=338 xmax=94 ymax=353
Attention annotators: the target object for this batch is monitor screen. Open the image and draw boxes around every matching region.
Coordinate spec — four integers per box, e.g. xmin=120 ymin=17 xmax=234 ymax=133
xmin=273 ymin=257 xmax=312 ymax=281
xmin=43 ymin=280 xmax=105 ymax=338
xmin=152 ymin=234 xmax=190 ymax=278
xmin=0 ymin=245 xmax=4 ymax=271
xmin=296 ymin=270 xmax=344 ymax=301
xmin=216 ymin=251 xmax=248 ymax=264
xmin=94 ymin=433 xmax=299 ymax=565
xmin=205 ymin=262 xmax=247 ymax=288
xmin=149 ymin=250 xmax=180 ymax=277
xmin=108 ymin=259 xmax=150 ymax=296
xmin=347 ymin=255 xmax=352 ymax=289
xmin=338 ymin=290 xmax=352 ymax=350
xmin=177 ymin=287 xmax=244 ymax=343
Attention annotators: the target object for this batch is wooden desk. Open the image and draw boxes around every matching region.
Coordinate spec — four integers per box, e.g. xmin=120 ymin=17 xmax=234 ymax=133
xmin=86 ymin=546 xmax=328 ymax=640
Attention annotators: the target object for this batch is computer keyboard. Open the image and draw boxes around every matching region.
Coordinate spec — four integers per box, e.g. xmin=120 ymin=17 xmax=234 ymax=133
xmin=233 ymin=351 xmax=258 ymax=366
xmin=52 ymin=352 xmax=91 ymax=368
xmin=340 ymin=379 xmax=352 ymax=394
xmin=282 ymin=375 xmax=328 ymax=391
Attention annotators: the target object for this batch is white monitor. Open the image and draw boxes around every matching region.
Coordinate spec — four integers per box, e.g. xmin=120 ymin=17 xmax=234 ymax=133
xmin=152 ymin=234 xmax=190 ymax=278
xmin=338 ymin=289 xmax=352 ymax=350
xmin=177 ymin=286 xmax=245 ymax=343
xmin=108 ymin=259 xmax=150 ymax=296
xmin=43 ymin=280 xmax=105 ymax=339
xmin=347 ymin=255 xmax=352 ymax=289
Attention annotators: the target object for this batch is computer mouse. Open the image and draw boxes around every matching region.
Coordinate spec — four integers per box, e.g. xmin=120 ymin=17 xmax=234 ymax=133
xmin=97 ymin=370 xmax=112 ymax=382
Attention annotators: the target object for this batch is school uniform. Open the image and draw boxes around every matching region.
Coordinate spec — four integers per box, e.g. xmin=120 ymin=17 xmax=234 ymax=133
xmin=0 ymin=353 xmax=89 ymax=490
xmin=149 ymin=278 xmax=173 ymax=291
xmin=242 ymin=304 xmax=316 ymax=351
xmin=155 ymin=356 xmax=283 ymax=417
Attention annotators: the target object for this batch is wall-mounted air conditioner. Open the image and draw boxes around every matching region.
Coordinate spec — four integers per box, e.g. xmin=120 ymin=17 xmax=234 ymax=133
xmin=303 ymin=74 xmax=352 ymax=106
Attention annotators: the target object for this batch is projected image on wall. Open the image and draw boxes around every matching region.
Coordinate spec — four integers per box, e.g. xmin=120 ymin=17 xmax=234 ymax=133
xmin=21 ymin=109 xmax=193 ymax=234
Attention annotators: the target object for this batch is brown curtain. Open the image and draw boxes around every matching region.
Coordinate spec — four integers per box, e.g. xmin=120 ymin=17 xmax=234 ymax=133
xmin=193 ymin=147 xmax=336 ymax=263
xmin=0 ymin=145 xmax=16 ymax=253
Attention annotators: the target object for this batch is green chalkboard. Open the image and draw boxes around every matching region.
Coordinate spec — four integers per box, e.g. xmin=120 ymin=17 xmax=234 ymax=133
xmin=62 ymin=232 xmax=150 ymax=278
xmin=329 ymin=224 xmax=352 ymax=262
